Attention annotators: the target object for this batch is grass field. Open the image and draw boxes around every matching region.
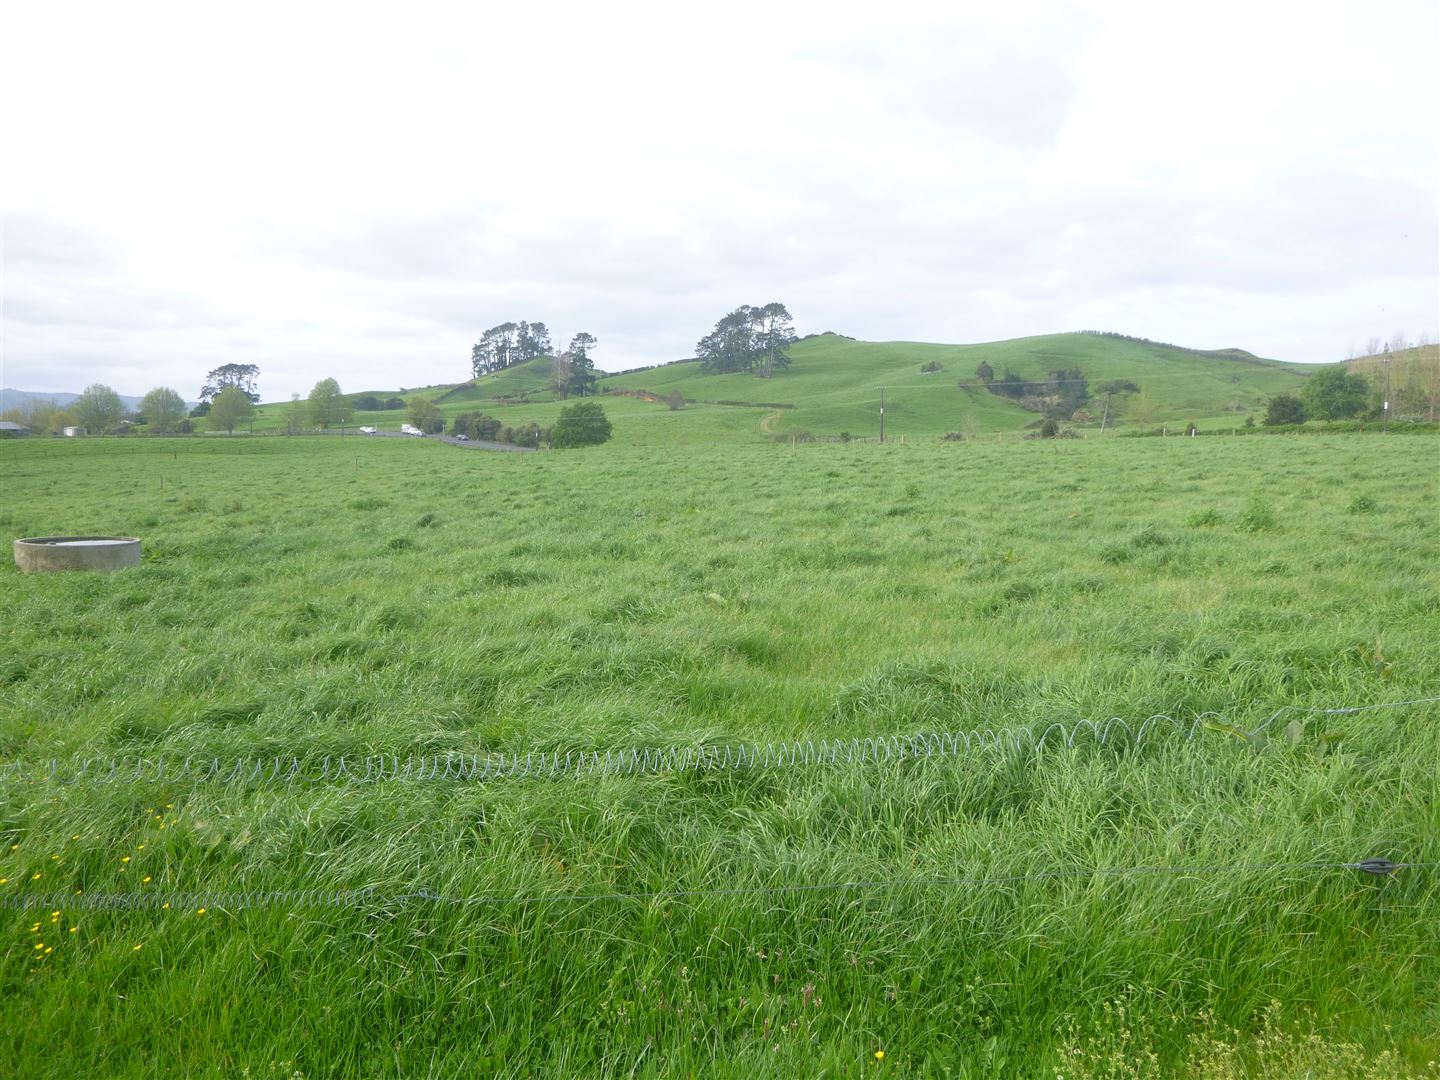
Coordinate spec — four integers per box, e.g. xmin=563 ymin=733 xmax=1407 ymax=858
xmin=1 ymin=433 xmax=1437 ymax=1077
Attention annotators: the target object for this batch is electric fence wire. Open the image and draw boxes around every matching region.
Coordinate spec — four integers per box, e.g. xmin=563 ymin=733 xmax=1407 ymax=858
xmin=3 ymin=697 xmax=1436 ymax=789
xmin=3 ymin=859 xmax=1431 ymax=915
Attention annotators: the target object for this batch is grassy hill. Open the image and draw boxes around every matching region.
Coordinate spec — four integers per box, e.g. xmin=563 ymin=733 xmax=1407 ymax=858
xmin=594 ymin=331 xmax=1312 ymax=440
xmin=252 ymin=332 xmax=1318 ymax=443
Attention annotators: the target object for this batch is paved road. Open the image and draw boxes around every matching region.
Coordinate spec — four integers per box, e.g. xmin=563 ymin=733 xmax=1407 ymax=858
xmin=351 ymin=431 xmax=535 ymax=452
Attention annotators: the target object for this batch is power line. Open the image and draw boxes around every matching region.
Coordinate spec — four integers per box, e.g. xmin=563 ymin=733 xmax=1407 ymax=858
xmin=4 ymin=698 xmax=1435 ymax=789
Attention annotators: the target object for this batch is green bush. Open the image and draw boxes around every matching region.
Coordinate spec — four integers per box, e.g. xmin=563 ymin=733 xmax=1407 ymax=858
xmin=550 ymin=402 xmax=612 ymax=449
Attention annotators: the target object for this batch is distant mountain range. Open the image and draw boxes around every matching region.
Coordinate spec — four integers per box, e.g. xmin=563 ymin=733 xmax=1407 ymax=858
xmin=0 ymin=388 xmax=199 ymax=413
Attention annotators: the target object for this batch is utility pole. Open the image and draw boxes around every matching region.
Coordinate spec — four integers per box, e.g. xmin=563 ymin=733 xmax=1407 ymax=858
xmin=1384 ymin=358 xmax=1391 ymax=434
xmin=1100 ymin=392 xmax=1110 ymax=434
xmin=879 ymin=387 xmax=885 ymax=443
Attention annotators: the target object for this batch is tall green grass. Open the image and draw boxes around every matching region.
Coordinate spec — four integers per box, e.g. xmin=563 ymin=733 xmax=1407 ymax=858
xmin=0 ymin=433 xmax=1436 ymax=1077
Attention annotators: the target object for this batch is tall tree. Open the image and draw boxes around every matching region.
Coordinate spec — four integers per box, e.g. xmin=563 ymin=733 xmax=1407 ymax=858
xmin=73 ymin=384 xmax=125 ymax=434
xmin=307 ymin=378 xmax=352 ymax=429
xmin=209 ymin=385 xmax=255 ymax=434
xmin=139 ymin=387 xmax=186 ymax=434
xmin=566 ymin=332 xmax=599 ymax=397
xmin=200 ymin=363 xmax=261 ymax=404
xmin=753 ymin=302 xmax=797 ymax=377
xmin=697 ymin=306 xmax=759 ymax=374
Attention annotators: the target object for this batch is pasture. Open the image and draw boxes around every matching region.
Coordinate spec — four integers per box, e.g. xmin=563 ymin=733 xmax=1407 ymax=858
xmin=1 ymin=433 xmax=1437 ymax=1077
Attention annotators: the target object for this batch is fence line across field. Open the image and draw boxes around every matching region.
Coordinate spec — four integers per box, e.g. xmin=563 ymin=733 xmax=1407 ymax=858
xmin=3 ymin=697 xmax=1436 ymax=789
xmin=3 ymin=858 xmax=1429 ymax=915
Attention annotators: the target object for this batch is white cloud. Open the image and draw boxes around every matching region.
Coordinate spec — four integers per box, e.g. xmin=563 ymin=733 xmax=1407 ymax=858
xmin=2 ymin=0 xmax=1436 ymax=400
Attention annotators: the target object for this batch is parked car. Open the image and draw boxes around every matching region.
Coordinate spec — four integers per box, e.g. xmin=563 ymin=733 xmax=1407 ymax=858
xmin=359 ymin=426 xmax=377 ymax=434
xmin=455 ymin=434 xmax=468 ymax=441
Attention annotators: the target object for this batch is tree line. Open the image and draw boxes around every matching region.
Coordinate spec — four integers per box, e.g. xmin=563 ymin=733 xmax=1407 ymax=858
xmin=695 ymin=303 xmax=797 ymax=376
xmin=469 ymin=321 xmax=600 ymax=399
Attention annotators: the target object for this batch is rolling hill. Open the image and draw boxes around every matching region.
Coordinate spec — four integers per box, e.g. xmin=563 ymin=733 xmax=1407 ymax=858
xmin=248 ymin=331 xmax=1332 ymax=444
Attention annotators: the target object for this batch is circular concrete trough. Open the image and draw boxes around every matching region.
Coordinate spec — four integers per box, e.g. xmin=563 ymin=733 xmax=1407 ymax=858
xmin=14 ymin=536 xmax=142 ymax=573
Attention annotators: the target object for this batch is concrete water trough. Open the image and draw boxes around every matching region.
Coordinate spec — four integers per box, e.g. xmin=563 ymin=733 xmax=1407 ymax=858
xmin=14 ymin=536 xmax=142 ymax=573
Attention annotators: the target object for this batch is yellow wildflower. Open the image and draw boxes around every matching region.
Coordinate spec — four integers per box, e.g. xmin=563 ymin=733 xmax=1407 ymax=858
xmin=33 ymin=943 xmax=43 ymax=950
xmin=69 ymin=927 xmax=78 ymax=934
xmin=121 ymin=856 xmax=130 ymax=863
xmin=31 ymin=872 xmax=40 ymax=880
xmin=133 ymin=943 xmax=143 ymax=951
xmin=875 ymin=1051 xmax=885 ymax=1061
xmin=143 ymin=876 xmax=152 ymax=883
xmin=197 ymin=908 xmax=207 ymax=915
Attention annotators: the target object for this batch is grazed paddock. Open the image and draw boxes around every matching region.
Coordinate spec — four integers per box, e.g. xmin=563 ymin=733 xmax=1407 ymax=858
xmin=1 ymin=434 xmax=1436 ymax=1077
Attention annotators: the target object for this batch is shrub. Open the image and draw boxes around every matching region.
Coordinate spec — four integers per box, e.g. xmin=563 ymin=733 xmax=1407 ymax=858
xmin=941 ymin=432 xmax=964 ymax=441
xmin=666 ymin=390 xmax=685 ymax=410
xmin=919 ymin=360 xmax=943 ymax=373
xmin=550 ymin=402 xmax=612 ymax=449
xmin=1264 ymin=394 xmax=1306 ymax=426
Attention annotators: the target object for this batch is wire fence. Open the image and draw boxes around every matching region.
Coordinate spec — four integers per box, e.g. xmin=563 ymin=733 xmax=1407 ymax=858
xmin=3 ymin=697 xmax=1435 ymax=789
xmin=2 ymin=859 xmax=1428 ymax=914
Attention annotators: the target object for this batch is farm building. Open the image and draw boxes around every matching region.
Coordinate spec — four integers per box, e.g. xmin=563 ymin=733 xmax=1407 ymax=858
xmin=0 ymin=421 xmax=30 ymax=437
xmin=63 ymin=426 xmax=86 ymax=437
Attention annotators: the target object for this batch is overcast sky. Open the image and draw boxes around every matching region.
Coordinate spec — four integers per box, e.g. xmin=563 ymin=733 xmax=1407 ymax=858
xmin=3 ymin=0 xmax=1437 ymax=401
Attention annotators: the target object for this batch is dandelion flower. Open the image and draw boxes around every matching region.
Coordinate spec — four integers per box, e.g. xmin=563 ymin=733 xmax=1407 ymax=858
xmin=875 ymin=1051 xmax=885 ymax=1061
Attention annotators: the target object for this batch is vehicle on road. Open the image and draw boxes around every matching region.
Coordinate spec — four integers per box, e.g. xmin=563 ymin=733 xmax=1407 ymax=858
xmin=359 ymin=426 xmax=377 ymax=434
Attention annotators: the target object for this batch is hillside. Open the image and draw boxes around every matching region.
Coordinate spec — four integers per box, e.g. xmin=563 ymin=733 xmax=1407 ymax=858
xmin=250 ymin=332 xmax=1319 ymax=444
xmin=595 ymin=331 xmax=1312 ymax=439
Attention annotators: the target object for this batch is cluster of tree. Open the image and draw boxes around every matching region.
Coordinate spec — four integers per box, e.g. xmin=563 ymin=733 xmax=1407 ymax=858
xmin=407 ymin=398 xmax=446 ymax=434
xmin=3 ymin=384 xmax=199 ymax=435
xmin=976 ymin=362 xmax=1090 ymax=418
xmin=1264 ymin=367 xmax=1375 ymax=426
xmin=352 ymin=394 xmax=406 ymax=411
xmin=470 ymin=321 xmax=554 ymax=376
xmin=199 ymin=363 xmax=260 ymax=404
xmin=469 ymin=322 xmax=600 ymax=400
xmin=696 ymin=303 xmax=797 ymax=376
xmin=440 ymin=401 xmax=612 ymax=449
